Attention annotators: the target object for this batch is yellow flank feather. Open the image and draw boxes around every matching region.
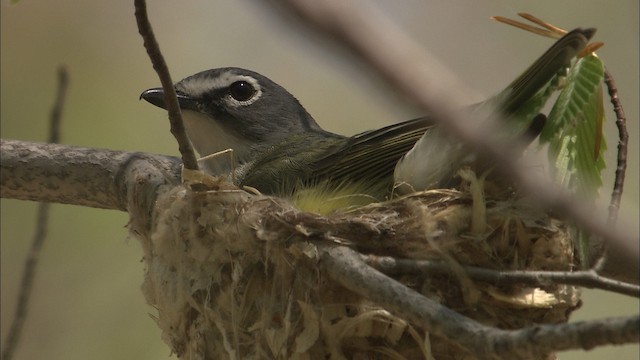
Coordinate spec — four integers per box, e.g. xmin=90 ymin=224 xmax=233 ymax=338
xmin=290 ymin=181 xmax=384 ymax=215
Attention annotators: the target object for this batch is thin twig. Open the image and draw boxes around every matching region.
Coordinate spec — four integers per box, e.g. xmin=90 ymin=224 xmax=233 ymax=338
xmin=47 ymin=67 xmax=66 ymax=144
xmin=363 ymin=255 xmax=640 ymax=298
xmin=603 ymin=68 xmax=628 ymax=226
xmin=134 ymin=0 xmax=199 ymax=171
xmin=1 ymin=66 xmax=68 ymax=360
xmin=275 ymin=0 xmax=638 ymax=279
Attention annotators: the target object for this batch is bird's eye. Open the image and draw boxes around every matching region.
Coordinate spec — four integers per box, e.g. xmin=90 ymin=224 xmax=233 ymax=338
xmin=229 ymin=81 xmax=256 ymax=102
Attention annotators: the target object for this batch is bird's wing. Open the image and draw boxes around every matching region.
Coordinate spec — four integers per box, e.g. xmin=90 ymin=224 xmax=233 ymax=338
xmin=307 ymin=117 xmax=432 ymax=187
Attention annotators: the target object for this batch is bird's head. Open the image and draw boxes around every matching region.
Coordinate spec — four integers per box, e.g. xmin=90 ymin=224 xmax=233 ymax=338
xmin=141 ymin=67 xmax=322 ymax=168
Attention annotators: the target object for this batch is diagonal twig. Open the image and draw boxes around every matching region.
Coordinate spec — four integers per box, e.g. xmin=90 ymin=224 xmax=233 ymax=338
xmin=134 ymin=0 xmax=199 ymax=171
xmin=1 ymin=66 xmax=69 ymax=360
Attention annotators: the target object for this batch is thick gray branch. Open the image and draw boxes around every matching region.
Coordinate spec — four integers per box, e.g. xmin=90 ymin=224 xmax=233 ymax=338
xmin=0 ymin=139 xmax=181 ymax=216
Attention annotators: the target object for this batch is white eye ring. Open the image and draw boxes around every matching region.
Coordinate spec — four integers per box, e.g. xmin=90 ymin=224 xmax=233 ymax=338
xmin=225 ymin=75 xmax=262 ymax=107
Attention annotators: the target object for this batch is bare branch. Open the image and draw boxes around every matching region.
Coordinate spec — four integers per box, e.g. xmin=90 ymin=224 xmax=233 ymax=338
xmin=604 ymin=68 xmax=629 ymax=226
xmin=134 ymin=0 xmax=199 ymax=171
xmin=363 ymin=255 xmax=640 ymax=298
xmin=495 ymin=314 xmax=639 ymax=357
xmin=0 ymin=139 xmax=181 ymax=215
xmin=1 ymin=66 xmax=68 ymax=360
xmin=47 ymin=67 xmax=67 ymax=144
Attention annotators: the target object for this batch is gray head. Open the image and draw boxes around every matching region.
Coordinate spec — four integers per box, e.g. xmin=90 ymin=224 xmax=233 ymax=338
xmin=141 ymin=67 xmax=323 ymax=164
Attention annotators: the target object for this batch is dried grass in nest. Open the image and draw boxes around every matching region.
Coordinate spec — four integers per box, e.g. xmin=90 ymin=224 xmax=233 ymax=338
xmin=133 ymin=171 xmax=580 ymax=359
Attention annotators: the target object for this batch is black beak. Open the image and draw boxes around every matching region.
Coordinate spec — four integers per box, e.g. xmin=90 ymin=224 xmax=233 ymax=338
xmin=140 ymin=88 xmax=199 ymax=111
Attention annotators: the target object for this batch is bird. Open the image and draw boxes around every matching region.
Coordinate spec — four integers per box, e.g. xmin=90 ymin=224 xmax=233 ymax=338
xmin=141 ymin=28 xmax=594 ymax=213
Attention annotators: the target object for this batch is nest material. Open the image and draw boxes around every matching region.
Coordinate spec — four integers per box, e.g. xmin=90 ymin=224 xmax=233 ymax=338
xmin=134 ymin=172 xmax=579 ymax=360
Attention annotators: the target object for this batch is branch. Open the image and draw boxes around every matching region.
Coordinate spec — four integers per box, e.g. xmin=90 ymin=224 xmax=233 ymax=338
xmin=604 ymin=68 xmax=629 ymax=226
xmin=1 ymin=66 xmax=68 ymax=360
xmin=134 ymin=0 xmax=199 ymax=171
xmin=273 ymin=0 xmax=638 ymax=281
xmin=363 ymin=255 xmax=640 ymax=298
xmin=0 ymin=139 xmax=181 ymax=217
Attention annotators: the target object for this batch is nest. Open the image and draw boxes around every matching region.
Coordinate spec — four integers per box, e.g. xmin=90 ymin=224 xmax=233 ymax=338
xmin=134 ymin=171 xmax=579 ymax=359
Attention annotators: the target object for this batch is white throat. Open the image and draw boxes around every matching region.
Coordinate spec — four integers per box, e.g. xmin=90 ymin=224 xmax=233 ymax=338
xmin=181 ymin=110 xmax=252 ymax=174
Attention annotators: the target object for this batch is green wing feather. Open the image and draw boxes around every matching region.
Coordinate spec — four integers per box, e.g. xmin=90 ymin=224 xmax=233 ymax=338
xmin=309 ymin=118 xmax=432 ymax=190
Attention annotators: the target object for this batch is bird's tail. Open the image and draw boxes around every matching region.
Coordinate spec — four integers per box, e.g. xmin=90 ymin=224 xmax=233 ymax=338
xmin=491 ymin=28 xmax=596 ymax=118
xmin=394 ymin=28 xmax=596 ymax=193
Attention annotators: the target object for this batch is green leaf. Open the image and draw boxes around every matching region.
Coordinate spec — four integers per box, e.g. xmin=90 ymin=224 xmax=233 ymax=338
xmin=540 ymin=54 xmax=607 ymax=199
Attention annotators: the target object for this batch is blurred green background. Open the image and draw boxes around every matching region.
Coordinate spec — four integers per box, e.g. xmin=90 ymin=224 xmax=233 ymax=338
xmin=1 ymin=1 xmax=637 ymax=359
